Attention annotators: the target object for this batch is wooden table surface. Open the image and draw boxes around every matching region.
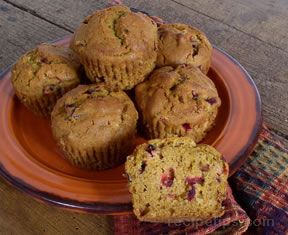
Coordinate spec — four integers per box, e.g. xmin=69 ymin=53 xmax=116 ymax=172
xmin=0 ymin=0 xmax=287 ymax=234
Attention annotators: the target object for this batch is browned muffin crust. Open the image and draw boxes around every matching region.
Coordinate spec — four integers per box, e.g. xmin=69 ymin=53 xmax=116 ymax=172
xmin=11 ymin=44 xmax=81 ymax=117
xmin=70 ymin=5 xmax=158 ymax=90
xmin=51 ymin=84 xmax=138 ymax=170
xmin=157 ymin=23 xmax=212 ymax=74
xmin=135 ymin=65 xmax=221 ymax=143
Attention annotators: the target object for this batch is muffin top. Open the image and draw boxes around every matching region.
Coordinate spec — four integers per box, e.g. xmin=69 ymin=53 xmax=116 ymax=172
xmin=135 ymin=65 xmax=220 ymax=132
xmin=11 ymin=44 xmax=81 ymax=98
xmin=157 ymin=24 xmax=212 ymax=72
xmin=51 ymin=84 xmax=138 ymax=149
xmin=70 ymin=5 xmax=158 ymax=62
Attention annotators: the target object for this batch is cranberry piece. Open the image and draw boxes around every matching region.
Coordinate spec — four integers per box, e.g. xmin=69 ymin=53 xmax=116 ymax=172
xmin=187 ymin=186 xmax=196 ymax=201
xmin=146 ymin=144 xmax=156 ymax=156
xmin=186 ymin=176 xmax=204 ymax=186
xmin=200 ymin=164 xmax=210 ymax=172
xmin=161 ymin=168 xmax=175 ymax=187
xmin=182 ymin=123 xmax=191 ymax=131
xmin=139 ymin=161 xmax=147 ymax=174
xmin=206 ymin=97 xmax=217 ymax=105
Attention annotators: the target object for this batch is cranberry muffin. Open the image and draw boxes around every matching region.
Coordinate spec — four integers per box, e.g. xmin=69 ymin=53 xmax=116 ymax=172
xmin=11 ymin=44 xmax=81 ymax=117
xmin=135 ymin=65 xmax=221 ymax=143
xmin=70 ymin=5 xmax=158 ymax=90
xmin=51 ymin=84 xmax=138 ymax=170
xmin=125 ymin=137 xmax=229 ymax=222
xmin=157 ymin=23 xmax=212 ymax=74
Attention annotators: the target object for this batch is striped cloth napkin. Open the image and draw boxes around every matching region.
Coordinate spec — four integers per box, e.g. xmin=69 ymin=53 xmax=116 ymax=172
xmin=113 ymin=125 xmax=288 ymax=234
xmin=230 ymin=125 xmax=288 ymax=234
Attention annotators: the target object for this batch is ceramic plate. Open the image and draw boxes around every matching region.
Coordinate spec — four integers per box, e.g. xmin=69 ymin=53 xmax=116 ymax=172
xmin=0 ymin=36 xmax=262 ymax=214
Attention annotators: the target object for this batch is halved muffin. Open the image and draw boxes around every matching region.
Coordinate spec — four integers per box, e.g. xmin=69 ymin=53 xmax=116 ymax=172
xmin=125 ymin=137 xmax=229 ymax=222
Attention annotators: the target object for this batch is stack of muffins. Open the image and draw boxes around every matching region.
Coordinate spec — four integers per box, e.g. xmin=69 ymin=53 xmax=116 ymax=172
xmin=11 ymin=5 xmax=228 ymax=223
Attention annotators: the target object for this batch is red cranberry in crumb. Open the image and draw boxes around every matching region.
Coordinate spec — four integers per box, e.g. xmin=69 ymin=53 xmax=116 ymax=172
xmin=205 ymin=97 xmax=217 ymax=105
xmin=182 ymin=123 xmax=191 ymax=131
xmin=187 ymin=186 xmax=196 ymax=201
xmin=161 ymin=168 xmax=175 ymax=187
xmin=139 ymin=161 xmax=147 ymax=174
xmin=186 ymin=176 xmax=204 ymax=186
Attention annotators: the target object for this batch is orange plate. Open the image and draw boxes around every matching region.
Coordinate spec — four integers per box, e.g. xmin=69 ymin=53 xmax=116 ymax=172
xmin=0 ymin=36 xmax=262 ymax=214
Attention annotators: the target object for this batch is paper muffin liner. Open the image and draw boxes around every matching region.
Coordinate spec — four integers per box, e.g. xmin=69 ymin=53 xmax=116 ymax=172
xmin=81 ymin=55 xmax=155 ymax=90
xmin=59 ymin=129 xmax=136 ymax=170
xmin=15 ymin=90 xmax=58 ymax=117
xmin=144 ymin=112 xmax=217 ymax=143
xmin=15 ymin=84 xmax=79 ymax=118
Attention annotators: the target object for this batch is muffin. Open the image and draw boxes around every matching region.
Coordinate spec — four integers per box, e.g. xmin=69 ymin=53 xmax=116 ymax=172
xmin=125 ymin=137 xmax=229 ymax=222
xmin=11 ymin=44 xmax=81 ymax=117
xmin=70 ymin=5 xmax=158 ymax=90
xmin=157 ymin=23 xmax=212 ymax=74
xmin=51 ymin=84 xmax=138 ymax=170
xmin=135 ymin=65 xmax=221 ymax=143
